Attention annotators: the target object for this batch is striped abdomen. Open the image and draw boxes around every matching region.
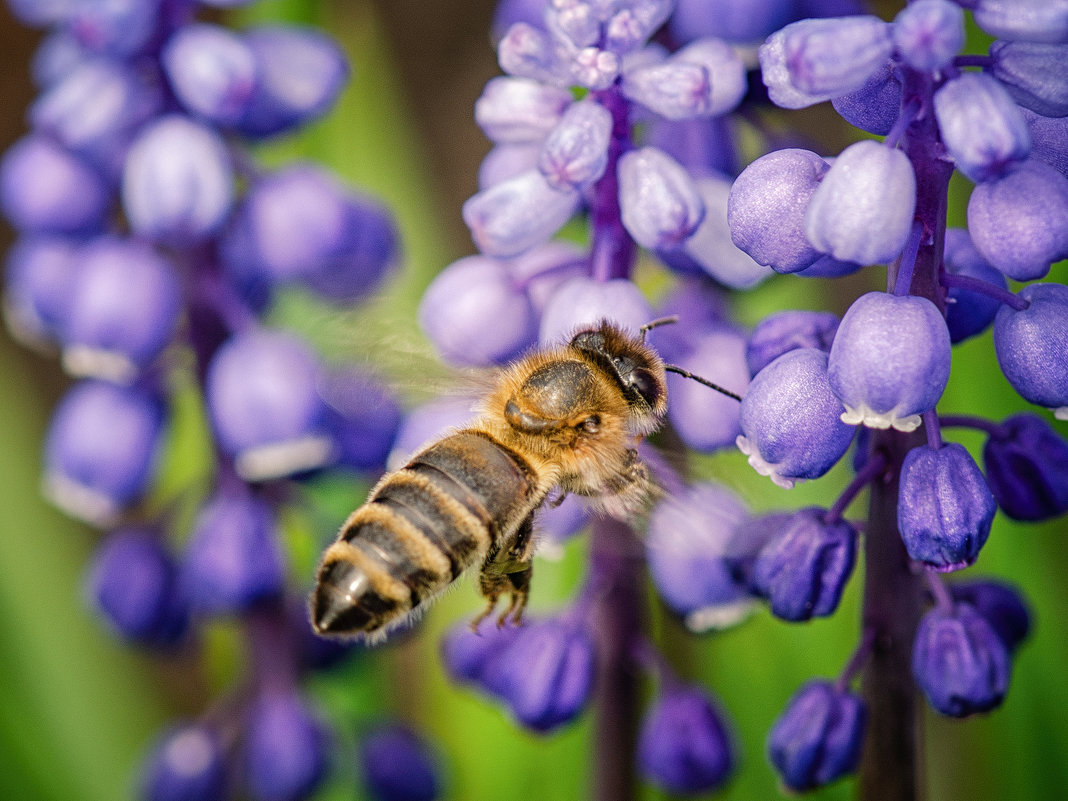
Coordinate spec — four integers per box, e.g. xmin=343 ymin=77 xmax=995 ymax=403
xmin=311 ymin=430 xmax=538 ymax=637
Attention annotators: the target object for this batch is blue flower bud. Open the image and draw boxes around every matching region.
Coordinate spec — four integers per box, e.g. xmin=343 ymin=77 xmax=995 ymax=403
xmin=967 ymin=160 xmax=1068 ymax=280
xmin=463 ymin=169 xmax=580 ymax=258
xmin=474 ymin=77 xmax=572 ymax=144
xmin=0 ymin=135 xmax=110 ymax=234
xmin=1022 ymin=108 xmax=1068 ymax=178
xmin=943 ymin=228 xmax=1007 ymax=344
xmin=538 ymin=276 xmax=653 ymax=345
xmin=182 ymin=491 xmax=285 ymax=615
xmin=162 ymin=24 xmax=257 ymax=127
xmin=983 ymin=413 xmax=1068 ymax=521
xmin=828 ymin=292 xmax=950 ymax=432
xmin=570 ymin=46 xmax=622 ymax=90
xmin=244 ymin=692 xmax=330 ymax=801
xmin=123 ymin=115 xmax=234 ymax=245
xmin=934 ymin=73 xmax=1030 ymax=184
xmin=441 ymin=617 xmax=522 ymax=687
xmin=622 ymin=38 xmax=746 ymax=120
xmin=912 ymin=602 xmax=1011 ymax=717
xmin=898 ymin=443 xmax=996 ymax=571
xmin=319 ymin=369 xmax=402 ymax=473
xmin=670 ymin=0 xmax=792 ymax=44
xmin=66 ymin=0 xmax=161 ymax=57
xmin=141 ymin=723 xmax=228 ymax=801
xmin=831 ymin=61 xmax=903 ymax=136
xmin=647 ymin=482 xmax=754 ymax=631
xmin=990 ymin=41 xmax=1068 ymax=117
xmin=236 ymin=27 xmax=349 ymax=138
xmin=603 ymin=2 xmax=673 ymax=53
xmin=87 ymin=528 xmax=189 ymax=647
xmin=993 ymin=282 xmax=1068 ymax=418
xmin=805 ymin=141 xmax=917 ymax=265
xmin=752 ymin=508 xmax=857 ymax=621
xmin=618 ymin=146 xmax=705 ymax=251
xmin=665 ymin=328 xmax=748 ymax=451
xmin=746 ymin=310 xmax=839 ymax=376
xmin=737 ymin=348 xmax=855 ymax=488
xmin=206 ymin=330 xmax=333 ymax=481
xmin=951 ymin=579 xmax=1031 ymax=654
xmin=497 ymin=22 xmax=572 ymax=86
xmin=795 ymin=253 xmax=864 ymax=278
xmin=728 ymin=148 xmax=829 ymax=273
xmin=62 ymin=237 xmax=181 ymax=382
xmin=3 ymin=236 xmax=79 ymax=346
xmin=973 ymin=0 xmax=1068 ymax=44
xmin=481 ymin=615 xmax=596 ymax=732
xmin=360 ymin=725 xmax=441 ymax=801
xmin=892 ymin=0 xmax=964 ymax=72
xmin=43 ymin=380 xmax=165 ymax=526
xmin=538 ymin=98 xmax=612 ymax=190
xmin=418 ymin=255 xmax=537 ymax=367
xmin=638 ymin=684 xmax=734 ymax=794
xmin=767 ymin=680 xmax=866 ymax=792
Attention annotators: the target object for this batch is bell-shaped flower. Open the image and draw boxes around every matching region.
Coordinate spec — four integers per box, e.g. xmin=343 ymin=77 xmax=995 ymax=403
xmin=972 ymin=0 xmax=1068 ymax=44
xmin=318 ymin=369 xmax=402 ymax=473
xmin=2 ymin=236 xmax=79 ymax=346
xmin=162 ymin=23 xmax=257 ymax=127
xmin=360 ymin=725 xmax=441 ymax=801
xmin=746 ymin=310 xmax=839 ymax=376
xmin=474 ymin=76 xmax=572 ymax=144
xmin=665 ymin=327 xmax=748 ymax=451
xmin=767 ymin=680 xmax=866 ymax=792
xmin=828 ymin=292 xmax=950 ymax=432
xmin=982 ymin=413 xmax=1068 ymax=520
xmin=990 ymin=40 xmax=1068 ymax=118
xmin=638 ymin=683 xmax=734 ymax=794
xmin=831 ymin=61 xmax=903 ymax=136
xmin=206 ymin=329 xmax=334 ymax=481
xmin=622 ymin=37 xmax=746 ymax=120
xmin=43 ymin=380 xmax=165 ymax=526
xmin=537 ymin=98 xmax=612 ymax=190
xmin=737 ymin=348 xmax=856 ymax=488
xmin=805 ymin=141 xmax=916 ymax=265
xmin=892 ymin=0 xmax=964 ymax=71
xmin=968 ymin=159 xmax=1068 ymax=280
xmin=942 ymin=227 xmax=1007 ymax=344
xmin=993 ymin=282 xmax=1068 ymax=418
xmin=752 ymin=508 xmax=857 ymax=621
xmin=934 ymin=73 xmax=1030 ymax=184
xmin=61 ymin=237 xmax=181 ymax=382
xmin=728 ymin=148 xmax=829 ymax=274
xmin=182 ymin=490 xmax=285 ymax=615
xmin=235 ymin=26 xmax=349 ymax=138
xmin=618 ymin=146 xmax=705 ymax=251
xmin=140 ymin=723 xmax=228 ymax=801
xmin=497 ymin=22 xmax=572 ymax=86
xmin=950 ymin=579 xmax=1031 ymax=654
xmin=243 ymin=692 xmax=330 ymax=801
xmin=122 ymin=115 xmax=234 ymax=245
xmin=538 ymin=276 xmax=653 ymax=345
xmin=463 ymin=169 xmax=580 ymax=258
xmin=0 ymin=135 xmax=110 ymax=234
xmin=646 ymin=482 xmax=753 ymax=631
xmin=898 ymin=443 xmax=996 ymax=571
xmin=912 ymin=602 xmax=1011 ymax=717
xmin=87 ymin=528 xmax=189 ymax=647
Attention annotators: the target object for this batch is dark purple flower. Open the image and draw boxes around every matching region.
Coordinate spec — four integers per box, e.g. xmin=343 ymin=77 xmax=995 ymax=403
xmin=950 ymin=579 xmax=1031 ymax=654
xmin=993 ymin=282 xmax=1068 ymax=417
xmin=440 ymin=617 xmax=522 ymax=687
xmin=990 ymin=40 xmax=1068 ymax=118
xmin=831 ymin=61 xmax=902 ymax=136
xmin=982 ymin=413 xmax=1068 ymax=521
xmin=360 ymin=724 xmax=441 ymax=801
xmin=942 ymin=227 xmax=1007 ymax=344
xmin=243 ymin=692 xmax=330 ymax=801
xmin=746 ymin=310 xmax=839 ymax=376
xmin=141 ymin=723 xmax=228 ymax=801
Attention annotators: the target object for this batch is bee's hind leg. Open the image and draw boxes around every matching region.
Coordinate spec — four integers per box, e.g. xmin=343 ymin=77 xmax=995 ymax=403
xmin=472 ymin=514 xmax=535 ymax=629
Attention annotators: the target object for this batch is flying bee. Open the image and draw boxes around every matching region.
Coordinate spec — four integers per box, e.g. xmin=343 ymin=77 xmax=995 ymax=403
xmin=310 ymin=318 xmax=740 ymax=639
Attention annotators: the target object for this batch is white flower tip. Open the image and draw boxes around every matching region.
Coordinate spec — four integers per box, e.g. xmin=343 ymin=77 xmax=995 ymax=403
xmin=684 ymin=599 xmax=755 ymax=633
xmin=1055 ymin=406 xmax=1068 ymax=421
xmin=234 ymin=435 xmax=335 ymax=481
xmin=841 ymin=404 xmax=922 ymax=432
xmin=737 ymin=435 xmax=797 ymax=489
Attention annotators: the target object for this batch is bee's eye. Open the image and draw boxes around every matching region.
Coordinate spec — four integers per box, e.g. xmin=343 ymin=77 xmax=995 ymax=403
xmin=628 ymin=368 xmax=661 ymax=408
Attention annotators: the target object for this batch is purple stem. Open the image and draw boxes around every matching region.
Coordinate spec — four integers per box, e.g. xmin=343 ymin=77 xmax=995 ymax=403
xmin=826 ymin=448 xmax=888 ymax=523
xmin=922 ymin=409 xmax=943 ymax=450
xmin=953 ymin=54 xmax=993 ymax=69
xmin=940 ymin=272 xmax=1029 ymax=310
xmin=939 ymin=413 xmax=1002 ymax=436
xmin=836 ymin=626 xmax=877 ymax=692
xmin=589 ymin=87 xmax=635 ymax=282
xmin=892 ymin=221 xmax=925 ymax=296
xmin=925 ymin=571 xmax=955 ymax=612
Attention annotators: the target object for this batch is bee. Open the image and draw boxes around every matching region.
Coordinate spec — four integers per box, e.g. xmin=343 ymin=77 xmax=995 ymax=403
xmin=310 ymin=318 xmax=739 ymax=639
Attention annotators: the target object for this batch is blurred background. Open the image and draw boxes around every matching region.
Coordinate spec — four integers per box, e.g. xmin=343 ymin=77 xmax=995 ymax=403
xmin=0 ymin=1 xmax=1065 ymax=800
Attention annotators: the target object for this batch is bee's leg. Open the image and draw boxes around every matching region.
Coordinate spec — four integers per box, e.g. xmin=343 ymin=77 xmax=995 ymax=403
xmin=472 ymin=514 xmax=535 ymax=628
xmin=593 ymin=448 xmax=661 ymax=519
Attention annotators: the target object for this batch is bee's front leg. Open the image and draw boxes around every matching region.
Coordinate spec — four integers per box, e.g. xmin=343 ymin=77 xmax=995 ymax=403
xmin=471 ymin=514 xmax=535 ymax=629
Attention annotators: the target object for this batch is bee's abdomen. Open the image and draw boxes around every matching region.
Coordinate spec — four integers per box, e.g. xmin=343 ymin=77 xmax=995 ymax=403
xmin=312 ymin=431 xmax=536 ymax=637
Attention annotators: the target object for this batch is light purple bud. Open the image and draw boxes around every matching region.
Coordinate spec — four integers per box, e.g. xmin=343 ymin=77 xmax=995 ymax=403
xmin=760 ymin=21 xmax=839 ymax=109
xmin=737 ymin=348 xmax=855 ymax=488
xmin=934 ymin=73 xmax=1030 ymax=183
xmin=728 ymin=148 xmax=829 ymax=273
xmin=571 ymin=46 xmax=622 ymax=90
xmin=967 ymin=159 xmax=1068 ymax=280
xmin=670 ymin=0 xmax=792 ymax=44
xmin=510 ymin=240 xmax=587 ymax=312
xmin=31 ymin=31 xmax=90 ymax=89
xmin=781 ymin=16 xmax=893 ymax=96
xmin=2 ymin=236 xmax=79 ymax=346
xmin=831 ymin=61 xmax=903 ymax=136
xmin=498 ymin=22 xmax=572 ymax=86
xmin=805 ymin=140 xmax=917 ymax=265
xmin=478 ymin=143 xmax=542 ymax=189
xmin=0 ymin=135 xmax=110 ymax=234
xmin=538 ymin=98 xmax=612 ymax=190
xmin=463 ymin=169 xmax=580 ymax=258
xmin=538 ymin=276 xmax=653 ymax=344
xmin=418 ymin=255 xmax=538 ymax=366
xmin=990 ymin=40 xmax=1068 ymax=118
xmin=618 ymin=146 xmax=705 ymax=250
xmin=666 ymin=328 xmax=748 ymax=451
xmin=622 ymin=38 xmax=746 ymax=120
xmin=537 ymin=492 xmax=591 ymax=547
xmin=828 ymin=292 xmax=950 ymax=431
xmin=65 ymin=0 xmax=161 ymax=57
xmin=140 ymin=724 xmax=228 ymax=801
xmin=746 ymin=310 xmax=839 ymax=376
xmin=206 ymin=330 xmax=333 ymax=480
xmin=638 ymin=685 xmax=734 ymax=794
xmin=546 ymin=2 xmax=600 ymax=49
xmin=899 ymin=443 xmax=996 ymax=571
xmin=244 ymin=693 xmax=330 ymax=801
xmin=162 ymin=23 xmax=257 ymax=126
xmin=1021 ymin=108 xmax=1068 ymax=178
xmin=492 ymin=0 xmax=549 ymax=41
xmin=475 ymin=77 xmax=573 ymax=144
xmin=943 ymin=227 xmax=1006 ymax=344
xmin=973 ymin=0 xmax=1068 ymax=44
xmin=993 ymin=282 xmax=1068 ymax=419
xmin=62 ymin=237 xmax=181 ymax=382
xmin=122 ymin=115 xmax=234 ymax=245
xmin=604 ymin=1 xmax=674 ymax=52
xmin=892 ymin=0 xmax=965 ymax=72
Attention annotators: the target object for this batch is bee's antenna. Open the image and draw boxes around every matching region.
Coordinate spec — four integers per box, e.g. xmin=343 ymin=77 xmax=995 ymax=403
xmin=664 ymin=364 xmax=743 ymax=402
xmin=639 ymin=316 xmax=679 ymax=342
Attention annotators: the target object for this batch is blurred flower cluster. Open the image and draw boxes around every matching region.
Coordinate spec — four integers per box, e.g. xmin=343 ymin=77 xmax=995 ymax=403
xmin=0 ymin=1 xmax=441 ymax=799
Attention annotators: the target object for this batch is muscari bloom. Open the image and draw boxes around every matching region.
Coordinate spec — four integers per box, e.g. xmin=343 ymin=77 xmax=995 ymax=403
xmin=982 ymin=413 xmax=1068 ymax=521
xmin=360 ymin=724 xmax=441 ymax=801
xmin=993 ymin=282 xmax=1068 ymax=418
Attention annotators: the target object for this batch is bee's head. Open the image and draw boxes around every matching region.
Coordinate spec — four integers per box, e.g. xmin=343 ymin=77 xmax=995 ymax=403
xmin=568 ymin=321 xmax=668 ymax=423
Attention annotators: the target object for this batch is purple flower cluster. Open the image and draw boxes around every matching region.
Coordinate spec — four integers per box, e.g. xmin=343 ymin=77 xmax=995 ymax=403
xmin=1 ymin=2 xmax=439 ymax=800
